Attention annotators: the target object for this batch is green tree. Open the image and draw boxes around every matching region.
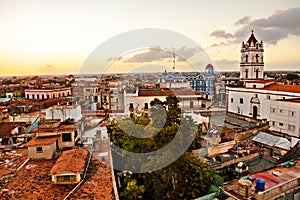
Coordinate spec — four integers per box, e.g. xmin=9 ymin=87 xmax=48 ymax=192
xmin=108 ymin=94 xmax=217 ymax=199
xmin=286 ymin=73 xmax=299 ymax=80
xmin=121 ymin=178 xmax=145 ymax=200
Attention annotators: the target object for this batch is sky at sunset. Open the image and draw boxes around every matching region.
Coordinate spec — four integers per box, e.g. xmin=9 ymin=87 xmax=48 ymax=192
xmin=0 ymin=0 xmax=300 ymax=75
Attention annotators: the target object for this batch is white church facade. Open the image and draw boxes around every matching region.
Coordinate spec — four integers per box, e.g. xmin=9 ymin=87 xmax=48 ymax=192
xmin=226 ymin=31 xmax=300 ymax=138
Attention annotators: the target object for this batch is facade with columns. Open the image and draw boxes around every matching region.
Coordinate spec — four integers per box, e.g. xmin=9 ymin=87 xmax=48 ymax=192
xmin=240 ymin=31 xmax=264 ymax=80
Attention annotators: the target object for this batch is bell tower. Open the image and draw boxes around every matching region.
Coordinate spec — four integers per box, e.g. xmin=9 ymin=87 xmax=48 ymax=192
xmin=240 ymin=30 xmax=264 ymax=80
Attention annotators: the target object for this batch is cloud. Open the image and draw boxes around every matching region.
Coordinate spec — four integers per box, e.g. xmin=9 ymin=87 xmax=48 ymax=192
xmin=215 ymin=59 xmax=239 ymax=66
xmin=214 ymin=59 xmax=240 ymax=71
xmin=252 ymin=8 xmax=300 ymax=29
xmin=210 ymin=29 xmax=233 ymax=39
xmin=123 ymin=46 xmax=202 ymax=63
xmin=210 ymin=7 xmax=300 ymax=45
xmin=235 ymin=16 xmax=251 ymax=26
xmin=36 ymin=64 xmax=56 ymax=74
xmin=176 ymin=46 xmax=203 ymax=61
xmin=107 ymin=56 xmax=122 ymax=62
xmin=46 ymin=64 xmax=54 ymax=68
xmin=209 ymin=42 xmax=228 ymax=48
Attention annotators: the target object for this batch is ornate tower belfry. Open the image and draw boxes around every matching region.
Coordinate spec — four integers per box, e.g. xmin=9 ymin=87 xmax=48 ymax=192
xmin=240 ymin=30 xmax=264 ymax=80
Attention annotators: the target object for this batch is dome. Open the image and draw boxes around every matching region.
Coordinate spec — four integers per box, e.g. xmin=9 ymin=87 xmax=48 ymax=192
xmin=205 ymin=64 xmax=214 ymax=69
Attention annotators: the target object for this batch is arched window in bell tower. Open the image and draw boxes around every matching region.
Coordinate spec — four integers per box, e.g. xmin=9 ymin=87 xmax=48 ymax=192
xmin=255 ymin=68 xmax=260 ymax=79
xmin=245 ymin=69 xmax=249 ymax=79
xmin=256 ymin=54 xmax=259 ymax=63
xmin=245 ymin=54 xmax=248 ymax=62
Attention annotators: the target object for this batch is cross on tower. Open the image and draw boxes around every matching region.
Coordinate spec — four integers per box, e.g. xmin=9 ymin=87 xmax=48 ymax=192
xmin=255 ymin=68 xmax=260 ymax=79
xmin=244 ymin=68 xmax=249 ymax=79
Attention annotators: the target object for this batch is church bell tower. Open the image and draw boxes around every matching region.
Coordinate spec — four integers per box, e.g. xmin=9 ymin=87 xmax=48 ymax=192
xmin=240 ymin=30 xmax=264 ymax=80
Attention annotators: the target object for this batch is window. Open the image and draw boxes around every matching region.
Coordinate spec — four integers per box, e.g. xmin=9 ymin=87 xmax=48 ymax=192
xmin=62 ymin=133 xmax=72 ymax=142
xmin=271 ymin=121 xmax=275 ymax=126
xmin=56 ymin=175 xmax=76 ymax=183
xmin=144 ymin=103 xmax=149 ymax=109
xmin=271 ymin=108 xmax=276 ymax=113
xmin=231 ymin=98 xmax=233 ymax=103
xmin=190 ymin=101 xmax=194 ymax=108
xmin=280 ymin=109 xmax=283 ymax=113
xmin=240 ymin=98 xmax=244 ymax=104
xmin=288 ymin=125 xmax=295 ymax=131
xmin=254 ymin=94 xmax=258 ymax=98
xmin=267 ymin=95 xmax=270 ymax=100
xmin=27 ymin=94 xmax=29 ymax=99
xmin=291 ymin=111 xmax=295 ymax=117
xmin=279 ymin=122 xmax=283 ymax=126
xmin=37 ymin=94 xmax=39 ymax=99
xmin=36 ymin=147 xmax=43 ymax=153
xmin=129 ymin=103 xmax=133 ymax=108
xmin=32 ymin=94 xmax=35 ymax=99
xmin=47 ymin=94 xmax=50 ymax=99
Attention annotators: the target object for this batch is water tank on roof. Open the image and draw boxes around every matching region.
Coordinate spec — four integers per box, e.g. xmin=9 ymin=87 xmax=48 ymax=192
xmin=256 ymin=178 xmax=265 ymax=191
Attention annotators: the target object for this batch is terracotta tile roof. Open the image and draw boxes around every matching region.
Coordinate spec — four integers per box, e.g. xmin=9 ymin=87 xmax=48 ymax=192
xmin=0 ymin=122 xmax=26 ymax=138
xmin=138 ymin=89 xmax=173 ymax=96
xmin=138 ymin=88 xmax=197 ymax=97
xmin=30 ymin=125 xmax=77 ymax=133
xmin=24 ymin=136 xmax=59 ymax=147
xmin=237 ymin=83 xmax=300 ymax=93
xmin=58 ymin=125 xmax=77 ymax=131
xmin=276 ymin=97 xmax=300 ymax=104
xmin=260 ymin=83 xmax=300 ymax=93
xmin=1 ymin=158 xmax=113 ymax=199
xmin=29 ymin=127 xmax=38 ymax=133
xmin=50 ymin=148 xmax=89 ymax=174
xmin=246 ymin=79 xmax=274 ymax=84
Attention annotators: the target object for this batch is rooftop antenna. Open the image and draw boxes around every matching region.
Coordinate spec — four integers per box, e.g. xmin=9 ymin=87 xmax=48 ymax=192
xmin=172 ymin=48 xmax=176 ymax=70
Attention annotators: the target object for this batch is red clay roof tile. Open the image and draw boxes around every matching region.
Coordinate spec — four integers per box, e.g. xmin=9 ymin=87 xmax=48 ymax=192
xmin=50 ymin=148 xmax=89 ymax=174
xmin=260 ymin=83 xmax=300 ymax=93
xmin=24 ymin=136 xmax=59 ymax=147
xmin=0 ymin=122 xmax=26 ymax=138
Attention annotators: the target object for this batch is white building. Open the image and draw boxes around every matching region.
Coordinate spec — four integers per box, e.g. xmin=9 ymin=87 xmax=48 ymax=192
xmin=109 ymin=80 xmax=124 ymax=111
xmin=46 ymin=104 xmax=82 ymax=122
xmin=227 ymin=81 xmax=300 ymax=120
xmin=124 ymin=87 xmax=211 ymax=115
xmin=226 ymin=31 xmax=300 ymax=137
xmin=269 ymin=98 xmax=300 ymax=138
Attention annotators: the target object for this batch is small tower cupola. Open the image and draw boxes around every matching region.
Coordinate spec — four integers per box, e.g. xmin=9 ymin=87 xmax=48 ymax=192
xmin=205 ymin=63 xmax=214 ymax=75
xmin=240 ymin=30 xmax=264 ymax=80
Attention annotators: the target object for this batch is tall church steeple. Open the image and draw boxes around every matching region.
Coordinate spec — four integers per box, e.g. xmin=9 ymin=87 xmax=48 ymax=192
xmin=240 ymin=30 xmax=264 ymax=80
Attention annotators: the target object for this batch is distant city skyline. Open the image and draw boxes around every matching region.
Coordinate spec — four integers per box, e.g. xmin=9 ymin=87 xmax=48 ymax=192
xmin=0 ymin=0 xmax=300 ymax=75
